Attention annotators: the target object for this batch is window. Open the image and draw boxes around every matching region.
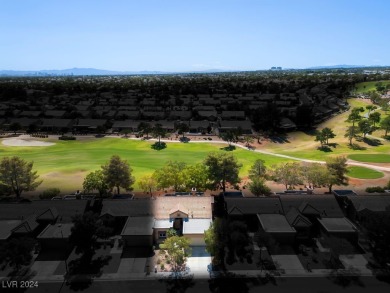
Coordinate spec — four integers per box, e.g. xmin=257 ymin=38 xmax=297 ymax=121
xmin=159 ymin=231 xmax=166 ymax=239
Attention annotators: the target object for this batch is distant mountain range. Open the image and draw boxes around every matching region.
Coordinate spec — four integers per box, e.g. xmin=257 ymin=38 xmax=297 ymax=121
xmin=0 ymin=67 xmax=232 ymax=77
xmin=306 ymin=64 xmax=367 ymax=69
xmin=0 ymin=65 xmax=388 ymax=77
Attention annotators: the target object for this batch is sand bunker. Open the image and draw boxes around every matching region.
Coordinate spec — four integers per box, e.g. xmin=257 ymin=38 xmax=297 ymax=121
xmin=2 ymin=138 xmax=55 ymax=147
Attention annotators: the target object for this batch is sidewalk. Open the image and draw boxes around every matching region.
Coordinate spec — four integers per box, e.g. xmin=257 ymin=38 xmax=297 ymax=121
xmin=1 ymin=266 xmax=374 ymax=284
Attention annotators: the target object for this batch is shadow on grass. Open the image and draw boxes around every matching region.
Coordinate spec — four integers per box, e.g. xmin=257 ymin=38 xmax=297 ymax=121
xmin=363 ymin=137 xmax=382 ymax=146
xmin=151 ymin=142 xmax=167 ymax=150
xmin=348 ymin=143 xmax=367 ymax=151
xmin=269 ymin=134 xmax=290 ymax=144
xmin=302 ymin=128 xmax=317 ymax=136
xmin=317 ymin=145 xmax=333 ymax=152
xmin=220 ymin=145 xmax=236 ymax=151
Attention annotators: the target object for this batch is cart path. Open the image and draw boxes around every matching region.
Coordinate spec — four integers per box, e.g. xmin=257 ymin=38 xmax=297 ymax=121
xmin=128 ymin=137 xmax=390 ymax=173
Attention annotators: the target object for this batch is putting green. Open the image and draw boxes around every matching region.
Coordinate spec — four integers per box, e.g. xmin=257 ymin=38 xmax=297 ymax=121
xmin=348 ymin=154 xmax=390 ymax=163
xmin=347 ymin=166 xmax=384 ymax=179
xmin=0 ymin=138 xmax=290 ymax=193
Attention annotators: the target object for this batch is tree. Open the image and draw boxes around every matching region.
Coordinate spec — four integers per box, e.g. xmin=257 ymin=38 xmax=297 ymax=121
xmin=69 ymin=212 xmax=108 ymax=261
xmin=137 ymin=122 xmax=152 ymax=138
xmin=358 ymin=119 xmax=372 ymax=138
xmin=368 ymin=111 xmax=381 ymax=128
xmin=346 ymin=107 xmax=364 ymax=127
xmin=0 ymin=237 xmax=36 ymax=272
xmin=219 ymin=130 xmax=239 ymax=147
xmin=152 ymin=123 xmax=166 ymax=146
xmin=344 ymin=126 xmax=360 ymax=145
xmin=160 ymin=235 xmax=191 ymax=272
xmin=184 ymin=163 xmax=210 ymax=191
xmin=301 ymin=163 xmax=329 ymax=189
xmin=248 ymin=159 xmax=267 ymax=180
xmin=204 ymin=152 xmax=242 ymax=194
xmin=380 ymin=115 xmax=390 ymax=136
xmin=138 ymin=175 xmax=157 ymax=196
xmin=9 ymin=122 xmax=21 ymax=134
xmin=176 ymin=122 xmax=189 ymax=138
xmin=248 ymin=177 xmax=271 ymax=196
xmin=153 ymin=160 xmax=187 ymax=191
xmin=322 ymin=127 xmax=336 ymax=145
xmin=226 ymin=221 xmax=253 ymax=264
xmin=369 ymin=91 xmax=381 ymax=104
xmin=254 ymin=133 xmax=262 ymax=144
xmin=271 ymin=162 xmax=302 ymax=190
xmin=83 ymin=170 xmax=109 ymax=198
xmin=101 ymin=155 xmax=135 ymax=195
xmin=325 ymin=156 xmax=349 ymax=193
xmin=315 ymin=130 xmax=326 ymax=147
xmin=366 ymin=105 xmax=377 ymax=115
xmin=204 ymin=218 xmax=225 ymax=265
xmin=120 ymin=129 xmax=131 ymax=138
xmin=0 ymin=183 xmax=12 ymax=196
xmin=243 ymin=136 xmax=254 ymax=147
xmin=0 ymin=156 xmax=42 ymax=198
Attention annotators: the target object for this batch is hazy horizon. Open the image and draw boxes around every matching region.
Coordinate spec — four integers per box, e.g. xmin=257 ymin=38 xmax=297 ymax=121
xmin=1 ymin=0 xmax=389 ymax=72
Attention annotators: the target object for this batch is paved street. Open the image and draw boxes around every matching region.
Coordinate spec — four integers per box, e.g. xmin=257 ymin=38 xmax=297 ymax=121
xmin=8 ymin=276 xmax=388 ymax=293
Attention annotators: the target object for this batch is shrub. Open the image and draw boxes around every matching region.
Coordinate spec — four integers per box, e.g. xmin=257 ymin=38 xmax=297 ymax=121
xmin=151 ymin=142 xmax=167 ymax=150
xmin=365 ymin=186 xmax=385 ymax=193
xmin=39 ymin=188 xmax=61 ymax=199
xmin=160 ymin=264 xmax=165 ymax=270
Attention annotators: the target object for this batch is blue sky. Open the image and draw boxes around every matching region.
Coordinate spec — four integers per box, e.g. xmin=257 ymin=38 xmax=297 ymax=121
xmin=1 ymin=0 xmax=389 ymax=71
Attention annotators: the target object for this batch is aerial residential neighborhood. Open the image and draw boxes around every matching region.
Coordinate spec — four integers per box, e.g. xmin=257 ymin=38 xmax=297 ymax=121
xmin=1 ymin=69 xmax=390 ymax=293
xmin=2 ymin=0 xmax=390 ymax=292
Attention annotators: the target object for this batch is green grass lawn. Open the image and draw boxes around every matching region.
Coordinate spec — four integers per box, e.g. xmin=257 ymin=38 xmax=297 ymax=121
xmin=354 ymin=80 xmax=390 ymax=94
xmin=347 ymin=166 xmax=384 ymax=179
xmin=261 ymin=98 xmax=390 ymax=161
xmin=348 ymin=154 xmax=390 ymax=163
xmin=0 ymin=138 xmax=290 ymax=193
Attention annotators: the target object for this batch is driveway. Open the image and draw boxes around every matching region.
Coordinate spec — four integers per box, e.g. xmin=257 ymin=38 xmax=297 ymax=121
xmin=271 ymin=255 xmax=306 ymax=275
xmin=31 ymin=261 xmax=61 ymax=277
xmin=339 ymin=254 xmax=373 ymax=275
xmin=117 ymin=258 xmax=147 ymax=274
xmin=186 ymin=246 xmax=211 ymax=278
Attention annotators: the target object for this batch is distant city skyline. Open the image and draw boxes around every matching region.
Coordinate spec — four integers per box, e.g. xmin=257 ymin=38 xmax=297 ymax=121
xmin=1 ymin=0 xmax=389 ymax=71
